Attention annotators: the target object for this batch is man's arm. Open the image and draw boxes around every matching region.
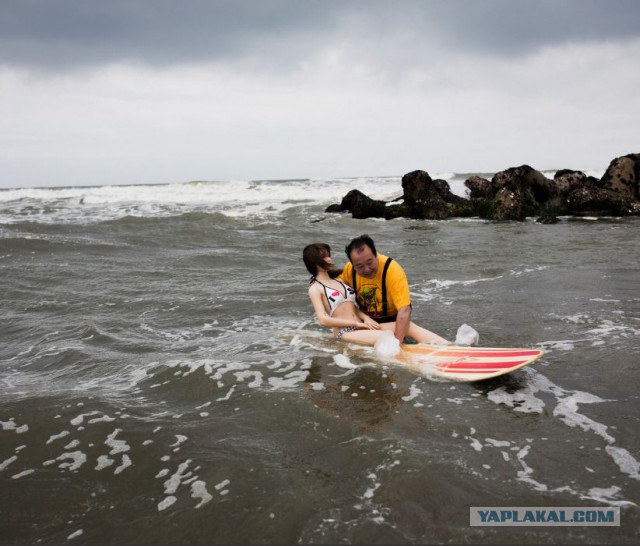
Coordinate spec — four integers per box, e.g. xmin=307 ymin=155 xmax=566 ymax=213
xmin=386 ymin=260 xmax=412 ymax=342
xmin=394 ymin=305 xmax=412 ymax=342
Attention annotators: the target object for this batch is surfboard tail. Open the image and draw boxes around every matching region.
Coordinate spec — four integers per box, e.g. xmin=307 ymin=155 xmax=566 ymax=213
xmin=398 ymin=344 xmax=544 ymax=382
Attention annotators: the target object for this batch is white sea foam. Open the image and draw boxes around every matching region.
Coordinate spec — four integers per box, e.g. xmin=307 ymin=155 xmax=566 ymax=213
xmin=422 ymin=276 xmax=503 ymax=291
xmin=158 ymin=496 xmax=177 ymax=511
xmin=605 ymin=446 xmax=640 ymax=480
xmin=581 ymin=486 xmax=637 ymax=507
xmin=216 ymin=386 xmax=236 ymax=401
xmin=67 ymin=529 xmax=84 ymax=540
xmin=267 ymin=370 xmax=310 ymax=389
xmin=467 ymin=436 xmax=483 ymax=452
xmin=414 ymin=265 xmax=551 ymax=303
xmin=169 ymin=435 xmax=188 ymax=448
xmin=191 ymin=480 xmax=213 ymax=508
xmin=95 ymin=455 xmax=114 ymax=471
xmin=586 ymin=320 xmax=639 ymax=339
xmin=539 ymin=314 xmax=639 ymax=352
xmin=105 ymin=429 xmax=130 ymax=455
xmin=401 ymin=382 xmax=422 ymax=402
xmin=485 ymin=438 xmax=511 ymax=448
xmin=12 ymin=469 xmax=35 ymax=479
xmin=487 ymin=368 xmax=640 ymax=490
xmin=487 ymin=384 xmax=546 ymax=414
xmin=163 ymin=460 xmax=193 ymax=495
xmin=537 ymin=340 xmax=576 ymax=351
xmin=0 ymin=456 xmax=18 ymax=471
xmin=114 ymin=455 xmax=132 ymax=475
xmin=552 ymin=391 xmax=614 ymax=443
xmin=53 ymin=451 xmax=87 ymax=472
xmin=214 ymin=479 xmax=231 ymax=491
xmin=363 ymin=473 xmax=380 ymax=499
xmin=0 ymin=177 xmax=406 ymax=224
xmin=234 ymin=370 xmax=264 ymax=388
xmin=1 ymin=419 xmax=29 ymax=433
xmin=46 ymin=430 xmax=70 ymax=444
xmin=333 ymin=354 xmax=357 ymax=370
xmin=352 ymin=445 xmax=401 ymax=526
xmin=515 ymin=444 xmax=548 ymax=492
xmin=0 ymin=169 xmax=551 ymax=224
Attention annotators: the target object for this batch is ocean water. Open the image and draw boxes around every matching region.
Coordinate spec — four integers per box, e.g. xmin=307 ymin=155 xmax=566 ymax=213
xmin=1 ymin=173 xmax=639 ymax=545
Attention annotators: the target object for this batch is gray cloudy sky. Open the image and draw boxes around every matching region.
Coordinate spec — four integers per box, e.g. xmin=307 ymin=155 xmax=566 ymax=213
xmin=1 ymin=0 xmax=639 ymax=188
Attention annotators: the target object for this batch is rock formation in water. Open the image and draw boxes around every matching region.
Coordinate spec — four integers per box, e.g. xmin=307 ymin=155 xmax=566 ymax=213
xmin=325 ymin=153 xmax=640 ymax=222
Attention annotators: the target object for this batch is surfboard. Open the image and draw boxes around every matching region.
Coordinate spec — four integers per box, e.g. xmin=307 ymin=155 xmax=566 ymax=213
xmin=397 ymin=344 xmax=544 ymax=382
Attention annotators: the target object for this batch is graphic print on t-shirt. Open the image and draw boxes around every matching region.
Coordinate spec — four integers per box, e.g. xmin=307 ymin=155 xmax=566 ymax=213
xmin=357 ymin=282 xmax=381 ymax=318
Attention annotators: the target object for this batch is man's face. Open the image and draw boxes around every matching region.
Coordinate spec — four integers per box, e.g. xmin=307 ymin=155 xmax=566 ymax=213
xmin=350 ymin=245 xmax=378 ymax=279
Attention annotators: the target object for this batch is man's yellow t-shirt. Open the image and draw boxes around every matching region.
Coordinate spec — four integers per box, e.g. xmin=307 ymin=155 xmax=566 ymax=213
xmin=339 ymin=254 xmax=411 ymax=321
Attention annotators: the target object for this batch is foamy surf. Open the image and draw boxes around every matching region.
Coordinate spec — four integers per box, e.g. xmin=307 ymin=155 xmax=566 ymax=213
xmin=0 ymin=171 xmax=577 ymax=225
xmin=2 ymin=168 xmax=638 ymax=544
xmin=486 ymin=368 xmax=640 ymax=502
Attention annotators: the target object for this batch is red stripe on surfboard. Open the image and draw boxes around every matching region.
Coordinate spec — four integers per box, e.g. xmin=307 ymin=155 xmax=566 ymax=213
xmin=401 ymin=345 xmax=541 ymax=355
xmin=435 ymin=366 xmax=527 ymax=374
xmin=433 ymin=359 xmax=530 ymax=370
xmin=408 ymin=349 xmax=541 ymax=358
xmin=435 ymin=369 xmax=505 ymax=375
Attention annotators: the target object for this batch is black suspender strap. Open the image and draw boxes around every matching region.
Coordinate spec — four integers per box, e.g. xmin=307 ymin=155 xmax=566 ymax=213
xmin=381 ymin=257 xmax=393 ymax=318
xmin=352 ymin=267 xmax=357 ymax=302
xmin=352 ymin=257 xmax=394 ymax=318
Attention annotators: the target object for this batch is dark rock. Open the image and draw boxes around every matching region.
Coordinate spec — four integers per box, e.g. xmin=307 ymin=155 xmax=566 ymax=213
xmin=465 ymin=176 xmax=492 ymax=199
xmin=564 ymin=185 xmax=640 ymax=216
xmin=402 ymin=171 xmax=464 ymax=205
xmin=469 ymin=198 xmax=497 ymax=219
xmin=491 ymin=165 xmax=553 ymax=203
xmin=401 ymin=170 xmax=434 ymax=204
xmin=537 ymin=214 xmax=561 ymax=224
xmin=464 ymin=165 xmax=551 ymax=220
xmin=400 ymin=170 xmax=472 ymax=219
xmin=600 ymin=153 xmax=640 ymax=199
xmin=554 ymin=169 xmax=581 ymax=178
xmin=548 ymin=155 xmax=640 ymax=216
xmin=324 ymin=189 xmax=386 ymax=219
xmin=551 ymin=170 xmax=590 ymax=195
xmin=491 ymin=186 xmax=539 ymax=221
xmin=384 ymin=203 xmax=412 ymax=220
xmin=324 ymin=153 xmax=640 ymax=222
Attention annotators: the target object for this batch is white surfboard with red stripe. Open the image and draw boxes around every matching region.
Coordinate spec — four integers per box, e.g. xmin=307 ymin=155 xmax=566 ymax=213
xmin=398 ymin=344 xmax=544 ymax=382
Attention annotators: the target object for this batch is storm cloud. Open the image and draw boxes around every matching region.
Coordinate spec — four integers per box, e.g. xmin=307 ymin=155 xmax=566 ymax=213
xmin=1 ymin=0 xmax=639 ymax=188
xmin=2 ymin=0 xmax=639 ymax=70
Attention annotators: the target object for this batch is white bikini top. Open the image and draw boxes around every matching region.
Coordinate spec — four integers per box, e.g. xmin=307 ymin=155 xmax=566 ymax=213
xmin=314 ymin=279 xmax=357 ymax=316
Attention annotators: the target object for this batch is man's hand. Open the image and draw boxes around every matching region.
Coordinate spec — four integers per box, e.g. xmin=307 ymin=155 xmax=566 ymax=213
xmin=394 ymin=306 xmax=412 ymax=342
